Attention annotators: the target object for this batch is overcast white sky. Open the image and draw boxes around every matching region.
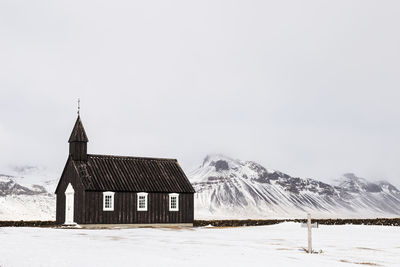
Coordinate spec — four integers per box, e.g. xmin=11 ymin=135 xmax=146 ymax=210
xmin=1 ymin=0 xmax=400 ymax=186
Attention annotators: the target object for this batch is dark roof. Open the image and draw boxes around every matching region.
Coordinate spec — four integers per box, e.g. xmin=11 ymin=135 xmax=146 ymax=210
xmin=73 ymin=154 xmax=195 ymax=193
xmin=68 ymin=116 xmax=88 ymax=143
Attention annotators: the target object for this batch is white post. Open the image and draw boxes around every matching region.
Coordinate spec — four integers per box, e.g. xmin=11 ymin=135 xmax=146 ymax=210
xmin=301 ymin=213 xmax=318 ymax=253
xmin=307 ymin=213 xmax=312 ymax=253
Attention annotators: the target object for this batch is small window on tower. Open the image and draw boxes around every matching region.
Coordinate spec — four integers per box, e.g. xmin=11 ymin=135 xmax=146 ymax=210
xmin=103 ymin=192 xmax=115 ymax=211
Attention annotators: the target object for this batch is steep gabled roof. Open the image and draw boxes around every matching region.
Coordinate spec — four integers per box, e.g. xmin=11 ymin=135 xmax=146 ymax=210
xmin=73 ymin=154 xmax=195 ymax=193
xmin=68 ymin=116 xmax=88 ymax=143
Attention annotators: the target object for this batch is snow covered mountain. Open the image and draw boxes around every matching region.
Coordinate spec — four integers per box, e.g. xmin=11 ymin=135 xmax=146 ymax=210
xmin=190 ymin=155 xmax=400 ymax=219
xmin=0 ymin=166 xmax=56 ymax=221
xmin=1 ymin=156 xmax=400 ymax=221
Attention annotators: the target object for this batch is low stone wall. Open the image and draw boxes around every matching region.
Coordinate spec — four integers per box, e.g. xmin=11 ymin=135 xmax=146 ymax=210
xmin=193 ymin=219 xmax=288 ymax=227
xmin=0 ymin=221 xmax=58 ymax=227
xmin=293 ymin=218 xmax=400 ymax=226
xmin=1 ymin=218 xmax=399 ymax=227
xmin=194 ymin=218 xmax=400 ymax=227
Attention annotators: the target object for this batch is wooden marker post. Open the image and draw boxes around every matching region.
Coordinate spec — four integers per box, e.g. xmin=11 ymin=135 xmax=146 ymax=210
xmin=301 ymin=213 xmax=318 ymax=253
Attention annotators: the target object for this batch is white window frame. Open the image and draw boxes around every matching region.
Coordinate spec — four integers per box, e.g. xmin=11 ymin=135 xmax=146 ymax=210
xmin=137 ymin=192 xmax=148 ymax=211
xmin=169 ymin=193 xmax=179 ymax=211
xmin=103 ymin=191 xmax=115 ymax=211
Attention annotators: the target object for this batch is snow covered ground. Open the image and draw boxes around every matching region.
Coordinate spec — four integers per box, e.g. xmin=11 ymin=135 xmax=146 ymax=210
xmin=0 ymin=194 xmax=55 ymax=221
xmin=0 ymin=222 xmax=399 ymax=267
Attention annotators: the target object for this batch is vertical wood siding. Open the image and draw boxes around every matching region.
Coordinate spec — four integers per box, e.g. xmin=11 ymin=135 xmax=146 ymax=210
xmin=57 ymin=161 xmax=194 ymax=224
xmin=83 ymin=192 xmax=194 ymax=224
xmin=69 ymin=142 xmax=87 ymax=161
xmin=56 ymin=159 xmax=85 ymax=224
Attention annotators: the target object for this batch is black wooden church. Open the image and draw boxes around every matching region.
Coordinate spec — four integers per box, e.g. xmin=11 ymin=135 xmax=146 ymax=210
xmin=55 ymin=115 xmax=195 ymax=225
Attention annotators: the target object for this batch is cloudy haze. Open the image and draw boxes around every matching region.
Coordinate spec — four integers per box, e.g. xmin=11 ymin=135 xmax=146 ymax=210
xmin=1 ymin=0 xmax=400 ymax=186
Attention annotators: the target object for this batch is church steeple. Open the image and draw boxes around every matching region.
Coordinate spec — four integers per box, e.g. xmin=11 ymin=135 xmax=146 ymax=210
xmin=69 ymin=115 xmax=88 ymax=161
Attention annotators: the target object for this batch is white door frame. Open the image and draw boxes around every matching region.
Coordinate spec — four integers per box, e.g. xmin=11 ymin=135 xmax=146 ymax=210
xmin=64 ymin=183 xmax=75 ymax=225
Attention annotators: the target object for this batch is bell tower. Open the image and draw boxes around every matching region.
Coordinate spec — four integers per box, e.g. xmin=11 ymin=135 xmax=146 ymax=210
xmin=68 ymin=115 xmax=88 ymax=161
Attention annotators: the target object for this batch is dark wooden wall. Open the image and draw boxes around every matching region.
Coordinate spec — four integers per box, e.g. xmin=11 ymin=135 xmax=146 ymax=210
xmin=69 ymin=142 xmax=87 ymax=161
xmin=56 ymin=159 xmax=194 ymax=224
xmin=55 ymin=159 xmax=86 ymax=224
xmin=83 ymin=192 xmax=194 ymax=224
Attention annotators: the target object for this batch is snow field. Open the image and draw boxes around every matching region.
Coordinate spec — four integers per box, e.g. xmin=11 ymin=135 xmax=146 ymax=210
xmin=0 ymin=222 xmax=399 ymax=267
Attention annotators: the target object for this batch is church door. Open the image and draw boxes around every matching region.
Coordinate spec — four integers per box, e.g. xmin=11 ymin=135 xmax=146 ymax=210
xmin=64 ymin=183 xmax=75 ymax=225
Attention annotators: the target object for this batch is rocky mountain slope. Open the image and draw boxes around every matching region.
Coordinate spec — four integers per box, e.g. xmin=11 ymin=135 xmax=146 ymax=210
xmin=0 ymin=167 xmax=56 ymax=221
xmin=1 ymin=156 xmax=400 ymax=221
xmin=190 ymin=155 xmax=400 ymax=219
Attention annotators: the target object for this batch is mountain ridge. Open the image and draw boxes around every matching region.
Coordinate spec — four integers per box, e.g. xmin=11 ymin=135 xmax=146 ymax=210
xmin=191 ymin=154 xmax=400 ymax=219
xmin=0 ymin=171 xmax=56 ymax=221
xmin=1 ymin=155 xmax=400 ymax=220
